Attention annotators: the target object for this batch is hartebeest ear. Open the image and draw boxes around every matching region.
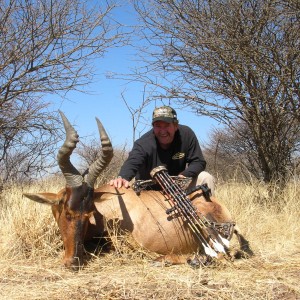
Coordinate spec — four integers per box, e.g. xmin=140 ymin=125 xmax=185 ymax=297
xmin=23 ymin=193 xmax=62 ymax=205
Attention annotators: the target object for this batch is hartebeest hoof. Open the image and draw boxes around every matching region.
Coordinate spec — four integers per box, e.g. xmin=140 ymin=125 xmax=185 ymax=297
xmin=234 ymin=247 xmax=254 ymax=259
xmin=187 ymin=255 xmax=215 ymax=269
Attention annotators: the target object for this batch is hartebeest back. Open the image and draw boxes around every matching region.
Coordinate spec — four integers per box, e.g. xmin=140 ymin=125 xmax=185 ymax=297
xmin=24 ymin=112 xmax=253 ymax=270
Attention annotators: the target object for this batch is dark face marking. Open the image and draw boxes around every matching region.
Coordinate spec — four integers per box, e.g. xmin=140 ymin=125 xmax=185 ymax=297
xmin=53 ymin=184 xmax=95 ymax=269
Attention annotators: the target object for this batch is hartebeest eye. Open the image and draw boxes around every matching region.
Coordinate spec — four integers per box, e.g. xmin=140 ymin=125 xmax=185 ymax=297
xmin=65 ymin=212 xmax=72 ymax=221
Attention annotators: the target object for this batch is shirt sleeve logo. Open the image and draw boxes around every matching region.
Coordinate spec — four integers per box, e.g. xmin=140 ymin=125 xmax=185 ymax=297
xmin=172 ymin=152 xmax=185 ymax=160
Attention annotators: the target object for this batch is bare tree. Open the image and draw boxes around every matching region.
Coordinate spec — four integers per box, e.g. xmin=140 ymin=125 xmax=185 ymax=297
xmin=132 ymin=0 xmax=300 ymax=184
xmin=0 ymin=96 xmax=61 ymax=181
xmin=121 ymin=85 xmax=153 ymax=143
xmin=204 ymin=122 xmax=300 ymax=183
xmin=0 ymin=0 xmax=125 ymax=181
xmin=76 ymin=138 xmax=128 ymax=185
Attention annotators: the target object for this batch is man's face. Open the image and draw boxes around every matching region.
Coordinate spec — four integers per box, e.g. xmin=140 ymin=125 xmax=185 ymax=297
xmin=153 ymin=121 xmax=178 ymax=148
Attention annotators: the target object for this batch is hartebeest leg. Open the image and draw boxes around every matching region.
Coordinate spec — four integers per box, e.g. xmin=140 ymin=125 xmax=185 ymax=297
xmin=153 ymin=254 xmax=189 ymax=266
xmin=233 ymin=227 xmax=254 ymax=259
xmin=152 ymin=253 xmax=215 ymax=268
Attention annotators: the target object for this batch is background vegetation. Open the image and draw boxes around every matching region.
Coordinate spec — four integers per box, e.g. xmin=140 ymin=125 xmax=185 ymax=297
xmin=1 ymin=0 xmax=299 ymax=187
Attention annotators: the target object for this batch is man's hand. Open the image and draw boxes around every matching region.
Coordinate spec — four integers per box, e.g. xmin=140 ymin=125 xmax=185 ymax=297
xmin=109 ymin=176 xmax=130 ymax=188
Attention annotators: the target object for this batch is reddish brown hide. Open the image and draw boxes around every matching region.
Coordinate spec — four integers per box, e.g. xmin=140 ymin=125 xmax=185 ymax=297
xmin=23 ymin=112 xmax=253 ymax=270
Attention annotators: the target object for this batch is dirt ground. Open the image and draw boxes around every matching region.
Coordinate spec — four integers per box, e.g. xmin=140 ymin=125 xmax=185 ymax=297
xmin=1 ymin=250 xmax=299 ymax=300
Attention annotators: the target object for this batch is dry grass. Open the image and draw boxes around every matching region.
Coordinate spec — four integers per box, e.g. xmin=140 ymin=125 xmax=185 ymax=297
xmin=0 ymin=178 xmax=299 ymax=300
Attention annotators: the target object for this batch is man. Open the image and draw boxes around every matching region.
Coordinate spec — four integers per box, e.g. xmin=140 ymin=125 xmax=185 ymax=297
xmin=109 ymin=105 xmax=215 ymax=194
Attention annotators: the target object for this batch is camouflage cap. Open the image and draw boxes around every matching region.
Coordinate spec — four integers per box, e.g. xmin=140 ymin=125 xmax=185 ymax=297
xmin=152 ymin=106 xmax=178 ymax=124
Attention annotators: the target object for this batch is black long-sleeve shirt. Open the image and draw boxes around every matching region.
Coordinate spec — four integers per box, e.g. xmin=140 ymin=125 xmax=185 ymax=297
xmin=119 ymin=124 xmax=206 ymax=181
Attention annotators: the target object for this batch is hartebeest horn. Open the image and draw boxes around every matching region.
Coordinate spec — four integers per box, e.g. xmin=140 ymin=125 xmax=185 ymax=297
xmin=57 ymin=111 xmax=83 ymax=187
xmin=84 ymin=117 xmax=113 ymax=188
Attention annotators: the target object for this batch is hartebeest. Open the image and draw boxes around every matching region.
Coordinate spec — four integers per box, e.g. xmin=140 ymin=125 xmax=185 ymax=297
xmin=23 ymin=112 xmax=253 ymax=270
